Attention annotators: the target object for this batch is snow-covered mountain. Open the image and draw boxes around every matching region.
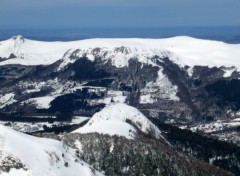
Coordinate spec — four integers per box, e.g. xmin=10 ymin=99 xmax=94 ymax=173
xmin=1 ymin=35 xmax=240 ymax=175
xmin=73 ymin=103 xmax=163 ymax=139
xmin=1 ymin=36 xmax=240 ymax=142
xmin=0 ymin=35 xmax=240 ymax=145
xmin=1 ymin=35 xmax=240 ymax=70
xmin=0 ymin=124 xmax=103 ymax=176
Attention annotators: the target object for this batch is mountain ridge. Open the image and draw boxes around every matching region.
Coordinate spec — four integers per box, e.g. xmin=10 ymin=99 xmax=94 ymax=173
xmin=1 ymin=35 xmax=240 ymax=70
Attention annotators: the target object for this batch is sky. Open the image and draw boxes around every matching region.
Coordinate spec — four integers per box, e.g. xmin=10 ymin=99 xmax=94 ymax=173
xmin=0 ymin=0 xmax=240 ymax=28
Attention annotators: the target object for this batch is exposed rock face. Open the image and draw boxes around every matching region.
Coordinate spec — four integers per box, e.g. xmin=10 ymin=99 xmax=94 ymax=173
xmin=0 ymin=152 xmax=28 ymax=174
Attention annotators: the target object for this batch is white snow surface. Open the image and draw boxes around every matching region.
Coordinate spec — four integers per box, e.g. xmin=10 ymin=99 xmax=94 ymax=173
xmin=222 ymin=67 xmax=237 ymax=77
xmin=0 ymin=93 xmax=16 ymax=108
xmin=73 ymin=103 xmax=163 ymax=139
xmin=25 ymin=96 xmax=55 ymax=109
xmin=0 ymin=125 xmax=103 ymax=176
xmin=1 ymin=35 xmax=240 ymax=69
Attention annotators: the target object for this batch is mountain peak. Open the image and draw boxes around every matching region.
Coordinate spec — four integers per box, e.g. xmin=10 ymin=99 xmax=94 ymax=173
xmin=73 ymin=103 xmax=163 ymax=140
xmin=12 ymin=35 xmax=24 ymax=41
xmin=11 ymin=35 xmax=25 ymax=46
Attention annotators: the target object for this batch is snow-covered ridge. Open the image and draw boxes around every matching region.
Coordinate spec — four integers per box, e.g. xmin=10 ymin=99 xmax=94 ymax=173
xmin=73 ymin=103 xmax=163 ymax=139
xmin=58 ymin=47 xmax=170 ymax=69
xmin=0 ymin=124 xmax=103 ymax=176
xmin=1 ymin=35 xmax=240 ymax=69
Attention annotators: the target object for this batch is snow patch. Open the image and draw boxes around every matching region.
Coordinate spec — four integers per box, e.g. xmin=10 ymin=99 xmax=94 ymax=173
xmin=222 ymin=67 xmax=236 ymax=77
xmin=74 ymin=140 xmax=83 ymax=154
xmin=109 ymin=144 xmax=114 ymax=153
xmin=25 ymin=96 xmax=55 ymax=109
xmin=232 ymin=118 xmax=240 ymax=122
xmin=0 ymin=93 xmax=17 ymax=109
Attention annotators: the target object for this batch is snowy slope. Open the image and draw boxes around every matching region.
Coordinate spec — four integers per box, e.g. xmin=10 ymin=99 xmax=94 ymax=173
xmin=73 ymin=103 xmax=163 ymax=139
xmin=140 ymin=67 xmax=179 ymax=103
xmin=1 ymin=35 xmax=240 ymax=69
xmin=0 ymin=125 xmax=103 ymax=176
xmin=0 ymin=93 xmax=16 ymax=109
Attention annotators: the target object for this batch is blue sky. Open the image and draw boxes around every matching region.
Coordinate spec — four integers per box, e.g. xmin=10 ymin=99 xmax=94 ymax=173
xmin=0 ymin=0 xmax=240 ymax=28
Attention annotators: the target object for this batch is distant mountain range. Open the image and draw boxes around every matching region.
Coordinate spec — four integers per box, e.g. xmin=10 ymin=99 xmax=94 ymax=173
xmin=0 ymin=35 xmax=240 ymax=175
xmin=1 ymin=26 xmax=240 ymax=43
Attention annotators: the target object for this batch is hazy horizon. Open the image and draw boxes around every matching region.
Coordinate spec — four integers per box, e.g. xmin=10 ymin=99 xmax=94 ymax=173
xmin=1 ymin=0 xmax=240 ymax=28
xmin=1 ymin=0 xmax=240 ymax=43
xmin=1 ymin=26 xmax=240 ymax=44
